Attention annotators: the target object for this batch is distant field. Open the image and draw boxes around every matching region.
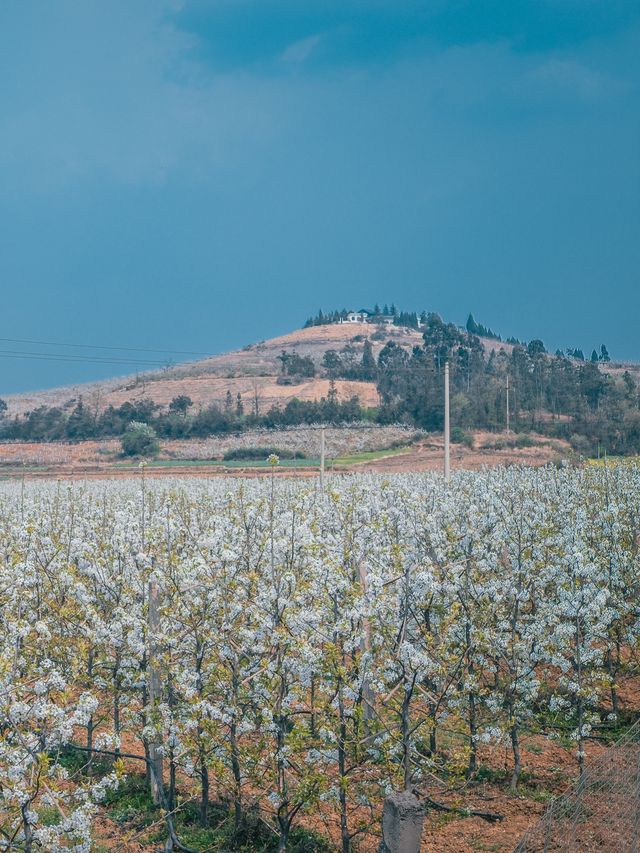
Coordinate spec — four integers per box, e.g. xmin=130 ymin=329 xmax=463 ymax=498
xmin=114 ymin=446 xmax=412 ymax=471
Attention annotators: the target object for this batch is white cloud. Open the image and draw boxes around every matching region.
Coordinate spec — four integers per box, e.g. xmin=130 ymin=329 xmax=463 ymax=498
xmin=525 ymin=59 xmax=621 ymax=100
xmin=281 ymin=34 xmax=323 ymax=65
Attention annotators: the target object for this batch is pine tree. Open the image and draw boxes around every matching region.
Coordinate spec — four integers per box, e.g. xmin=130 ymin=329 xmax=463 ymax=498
xmin=361 ymin=339 xmax=377 ymax=381
xmin=236 ymin=393 xmax=244 ymax=417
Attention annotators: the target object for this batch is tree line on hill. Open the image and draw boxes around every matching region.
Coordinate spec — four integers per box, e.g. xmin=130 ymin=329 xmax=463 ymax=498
xmin=300 ymin=313 xmax=637 ymax=455
xmin=0 ymin=386 xmax=364 ymax=446
xmin=0 ymin=311 xmax=635 ymax=455
xmin=378 ymin=315 xmax=635 ymax=454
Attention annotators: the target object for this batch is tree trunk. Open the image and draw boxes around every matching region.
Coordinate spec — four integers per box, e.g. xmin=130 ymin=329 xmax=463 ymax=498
xmin=338 ymin=685 xmax=350 ymax=853
xmin=468 ymin=687 xmax=477 ymax=776
xmin=86 ymin=648 xmax=94 ymax=775
xmin=147 ymin=580 xmax=164 ymax=805
xmin=510 ymin=722 xmax=521 ymax=790
xmin=199 ymin=741 xmax=209 ymax=827
xmin=22 ymin=804 xmax=34 ymax=853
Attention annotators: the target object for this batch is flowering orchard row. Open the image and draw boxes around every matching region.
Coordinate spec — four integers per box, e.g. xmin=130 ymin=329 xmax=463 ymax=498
xmin=1 ymin=466 xmax=639 ymax=851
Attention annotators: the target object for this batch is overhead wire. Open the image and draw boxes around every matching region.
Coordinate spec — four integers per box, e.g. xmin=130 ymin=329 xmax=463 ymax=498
xmin=0 ymin=336 xmax=215 ymax=358
xmin=0 ymin=350 xmax=174 ymax=367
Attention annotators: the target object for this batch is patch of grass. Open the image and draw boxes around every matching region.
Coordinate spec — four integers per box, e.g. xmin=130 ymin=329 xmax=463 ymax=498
xmin=37 ymin=805 xmax=61 ymax=827
xmin=54 ymin=745 xmax=112 ymax=777
xmin=105 ymin=775 xmax=157 ymax=829
xmin=519 ymin=784 xmax=555 ymax=803
xmin=474 ymin=766 xmax=508 ymax=785
xmin=220 ymin=458 xmax=320 ymax=469
xmin=105 ymin=778 xmax=331 ymax=852
xmin=114 ymin=458 xmax=320 ymax=469
xmin=334 ymin=446 xmax=411 ymax=465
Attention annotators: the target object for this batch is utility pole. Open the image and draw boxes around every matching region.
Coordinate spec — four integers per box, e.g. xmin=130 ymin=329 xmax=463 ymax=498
xmin=320 ymin=426 xmax=326 ymax=488
xmin=506 ymin=374 xmax=510 ymax=435
xmin=444 ymin=361 xmax=450 ymax=484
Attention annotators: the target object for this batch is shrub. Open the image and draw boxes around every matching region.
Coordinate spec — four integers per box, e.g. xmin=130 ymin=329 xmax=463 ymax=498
xmin=569 ymin=433 xmax=594 ymax=455
xmin=451 ymin=426 xmax=474 ymax=448
xmin=515 ymin=434 xmax=537 ymax=448
xmin=223 ymin=447 xmax=307 ymax=461
xmin=121 ymin=422 xmax=160 ymax=458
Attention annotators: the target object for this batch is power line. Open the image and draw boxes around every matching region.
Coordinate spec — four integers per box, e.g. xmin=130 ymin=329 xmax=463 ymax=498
xmin=0 ymin=336 xmax=214 ymax=358
xmin=0 ymin=350 xmax=173 ymax=367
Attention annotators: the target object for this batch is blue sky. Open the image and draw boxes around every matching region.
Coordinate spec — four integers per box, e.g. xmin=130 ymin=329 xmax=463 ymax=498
xmin=1 ymin=1 xmax=639 ymax=393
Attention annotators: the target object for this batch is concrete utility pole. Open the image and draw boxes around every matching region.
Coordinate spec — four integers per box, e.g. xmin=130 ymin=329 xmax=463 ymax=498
xmin=444 ymin=361 xmax=451 ymax=484
xmin=320 ymin=426 xmax=326 ymax=487
xmin=378 ymin=791 xmax=426 ymax=853
xmin=506 ymin=374 xmax=510 ymax=435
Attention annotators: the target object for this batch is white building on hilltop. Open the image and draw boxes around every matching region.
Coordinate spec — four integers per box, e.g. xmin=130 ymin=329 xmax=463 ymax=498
xmin=341 ymin=310 xmax=370 ymax=324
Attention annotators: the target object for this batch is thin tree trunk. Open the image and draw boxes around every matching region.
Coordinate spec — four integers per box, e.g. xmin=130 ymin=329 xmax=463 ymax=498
xmin=230 ymin=720 xmax=242 ymax=832
xmin=147 ymin=580 xmax=164 ymax=805
xmin=86 ymin=648 xmax=94 ymax=775
xmin=230 ymin=663 xmax=243 ymax=834
xmin=510 ymin=721 xmax=521 ymax=790
xmin=198 ymin=741 xmax=209 ymax=827
xmin=338 ymin=682 xmax=350 ymax=853
xmin=22 ymin=804 xmax=34 ymax=853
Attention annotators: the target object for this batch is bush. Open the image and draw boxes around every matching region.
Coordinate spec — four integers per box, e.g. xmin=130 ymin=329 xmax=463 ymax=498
xmin=451 ymin=426 xmax=474 ymax=448
xmin=569 ymin=433 xmax=594 ymax=455
xmin=121 ymin=422 xmax=160 ymax=458
xmin=484 ymin=438 xmax=507 ymax=450
xmin=515 ymin=433 xmax=537 ymax=448
xmin=223 ymin=447 xmax=307 ymax=461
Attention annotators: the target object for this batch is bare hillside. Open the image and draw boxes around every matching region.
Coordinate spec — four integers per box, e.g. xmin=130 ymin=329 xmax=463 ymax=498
xmin=3 ymin=323 xmax=424 ymax=416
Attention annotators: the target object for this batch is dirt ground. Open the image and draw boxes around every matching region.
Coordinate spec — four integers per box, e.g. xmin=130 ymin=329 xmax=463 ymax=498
xmin=87 ymin=724 xmax=608 ymax=852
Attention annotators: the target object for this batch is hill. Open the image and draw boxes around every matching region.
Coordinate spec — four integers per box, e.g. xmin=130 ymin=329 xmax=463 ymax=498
xmin=2 ymin=323 xmax=411 ymax=417
xmin=1 ymin=312 xmax=640 ymax=461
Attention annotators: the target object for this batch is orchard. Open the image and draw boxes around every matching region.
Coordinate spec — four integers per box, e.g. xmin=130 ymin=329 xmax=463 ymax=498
xmin=1 ymin=465 xmax=638 ymax=851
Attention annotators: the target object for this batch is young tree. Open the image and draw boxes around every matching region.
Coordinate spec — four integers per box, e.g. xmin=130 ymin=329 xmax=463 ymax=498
xmin=121 ymin=422 xmax=160 ymax=457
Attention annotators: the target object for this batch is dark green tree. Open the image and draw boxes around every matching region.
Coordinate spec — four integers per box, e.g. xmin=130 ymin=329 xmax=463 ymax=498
xmin=169 ymin=395 xmax=193 ymax=415
xmin=361 ymin=339 xmax=377 ymax=381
